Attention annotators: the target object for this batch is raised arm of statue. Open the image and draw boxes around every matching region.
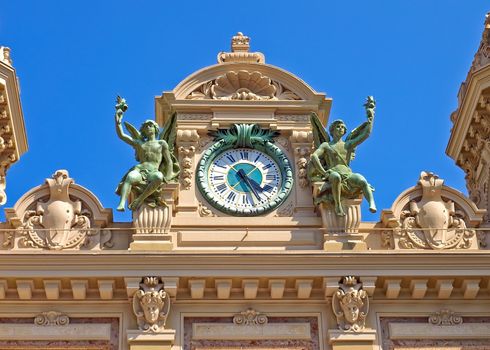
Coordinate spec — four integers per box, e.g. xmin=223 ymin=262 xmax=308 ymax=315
xmin=114 ymin=96 xmax=137 ymax=146
xmin=345 ymin=96 xmax=375 ymax=150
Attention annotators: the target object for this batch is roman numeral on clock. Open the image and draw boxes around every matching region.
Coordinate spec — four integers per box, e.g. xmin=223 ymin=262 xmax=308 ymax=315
xmin=227 ymin=192 xmax=237 ymax=202
xmin=263 ymin=184 xmax=274 ymax=193
xmin=216 ymin=183 xmax=227 ymax=193
xmin=242 ymin=194 xmax=252 ymax=205
xmin=240 ymin=151 xmax=249 ymax=160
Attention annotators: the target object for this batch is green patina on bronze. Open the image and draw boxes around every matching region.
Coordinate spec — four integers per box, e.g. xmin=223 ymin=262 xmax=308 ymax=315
xmin=307 ymin=96 xmax=376 ymax=216
xmin=114 ymin=96 xmax=180 ymax=211
xmin=197 ymin=124 xmax=293 ymax=216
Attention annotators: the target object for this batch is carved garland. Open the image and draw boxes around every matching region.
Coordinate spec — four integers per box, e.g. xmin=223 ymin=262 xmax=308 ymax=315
xmin=179 ymin=145 xmax=196 ymax=190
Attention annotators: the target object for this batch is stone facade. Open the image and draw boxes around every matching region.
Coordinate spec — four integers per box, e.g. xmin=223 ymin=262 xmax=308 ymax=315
xmin=1 ymin=21 xmax=490 ymax=350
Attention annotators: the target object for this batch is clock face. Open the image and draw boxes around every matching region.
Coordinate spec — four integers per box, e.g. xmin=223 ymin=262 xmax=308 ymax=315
xmin=208 ymin=148 xmax=282 ymax=211
xmin=197 ymin=143 xmax=293 ymax=216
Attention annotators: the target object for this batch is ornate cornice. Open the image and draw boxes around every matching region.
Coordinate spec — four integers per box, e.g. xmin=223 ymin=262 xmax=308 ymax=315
xmin=0 ymin=47 xmax=28 ymax=205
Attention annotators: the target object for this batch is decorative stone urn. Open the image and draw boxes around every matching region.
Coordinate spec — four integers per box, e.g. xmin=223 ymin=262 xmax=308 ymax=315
xmin=130 ymin=183 xmax=179 ymax=251
xmin=313 ymin=183 xmax=366 ymax=251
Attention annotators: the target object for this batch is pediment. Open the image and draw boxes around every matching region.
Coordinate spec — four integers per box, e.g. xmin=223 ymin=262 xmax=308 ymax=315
xmin=172 ymin=63 xmax=319 ymax=101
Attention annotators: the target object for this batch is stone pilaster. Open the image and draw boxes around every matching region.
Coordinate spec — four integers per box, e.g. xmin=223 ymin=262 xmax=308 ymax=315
xmin=175 ymin=128 xmax=200 ymax=216
xmin=290 ymin=130 xmax=315 ymax=216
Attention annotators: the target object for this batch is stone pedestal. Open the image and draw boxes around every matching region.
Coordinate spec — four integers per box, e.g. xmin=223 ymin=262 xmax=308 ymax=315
xmin=314 ymin=193 xmax=366 ymax=251
xmin=130 ymin=183 xmax=179 ymax=252
xmin=127 ymin=329 xmax=176 ymax=350
xmin=327 ymin=329 xmax=376 ymax=350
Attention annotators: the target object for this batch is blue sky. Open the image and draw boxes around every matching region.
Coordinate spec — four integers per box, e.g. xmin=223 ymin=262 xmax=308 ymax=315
xmin=1 ymin=1 xmax=489 ymax=222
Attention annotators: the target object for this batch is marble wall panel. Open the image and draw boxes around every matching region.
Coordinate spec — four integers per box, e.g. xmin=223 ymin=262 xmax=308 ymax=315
xmin=184 ymin=316 xmax=319 ymax=350
xmin=380 ymin=317 xmax=490 ymax=350
xmin=0 ymin=317 xmax=118 ymax=350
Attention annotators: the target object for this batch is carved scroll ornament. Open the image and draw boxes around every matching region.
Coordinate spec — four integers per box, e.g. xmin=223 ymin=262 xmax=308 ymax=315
xmin=233 ymin=308 xmax=268 ymax=326
xmin=34 ymin=311 xmax=69 ymax=326
xmin=429 ymin=309 xmax=463 ymax=326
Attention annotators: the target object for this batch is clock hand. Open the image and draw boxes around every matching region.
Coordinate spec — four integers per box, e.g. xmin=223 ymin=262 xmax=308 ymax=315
xmin=246 ymin=176 xmax=265 ymax=192
xmin=237 ymin=169 xmax=261 ymax=200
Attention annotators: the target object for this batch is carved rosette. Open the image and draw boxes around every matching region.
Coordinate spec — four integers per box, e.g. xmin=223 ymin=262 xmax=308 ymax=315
xmin=332 ymin=277 xmax=369 ymax=332
xmin=186 ymin=70 xmax=301 ymax=101
xmin=233 ymin=308 xmax=268 ymax=326
xmin=17 ymin=170 xmax=93 ymax=250
xmin=132 ymin=277 xmax=170 ymax=333
xmin=34 ymin=311 xmax=70 ymax=326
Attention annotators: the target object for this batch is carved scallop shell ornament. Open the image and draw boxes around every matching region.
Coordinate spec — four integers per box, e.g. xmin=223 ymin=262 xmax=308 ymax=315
xmin=211 ymin=70 xmax=276 ymax=100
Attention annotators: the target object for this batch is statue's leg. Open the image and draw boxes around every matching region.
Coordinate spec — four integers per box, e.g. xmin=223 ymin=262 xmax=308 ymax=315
xmin=129 ymin=172 xmax=164 ymax=210
xmin=328 ymin=172 xmax=345 ymax=216
xmin=117 ymin=171 xmax=142 ymax=211
xmin=351 ymin=174 xmax=376 ymax=213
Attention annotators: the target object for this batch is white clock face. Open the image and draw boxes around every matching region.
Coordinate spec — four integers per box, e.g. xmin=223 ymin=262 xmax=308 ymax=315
xmin=207 ymin=148 xmax=282 ymax=212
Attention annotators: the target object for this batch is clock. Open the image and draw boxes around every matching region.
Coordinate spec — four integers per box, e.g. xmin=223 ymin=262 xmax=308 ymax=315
xmin=197 ymin=125 xmax=293 ymax=216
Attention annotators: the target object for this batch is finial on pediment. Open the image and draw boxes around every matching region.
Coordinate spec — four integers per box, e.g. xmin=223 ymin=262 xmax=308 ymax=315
xmin=217 ymin=32 xmax=265 ymax=64
xmin=231 ymin=32 xmax=250 ymax=52
xmin=0 ymin=47 xmax=12 ymax=66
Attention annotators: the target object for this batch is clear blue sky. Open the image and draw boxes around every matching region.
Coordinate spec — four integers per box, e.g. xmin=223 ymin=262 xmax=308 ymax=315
xmin=1 ymin=1 xmax=489 ymax=222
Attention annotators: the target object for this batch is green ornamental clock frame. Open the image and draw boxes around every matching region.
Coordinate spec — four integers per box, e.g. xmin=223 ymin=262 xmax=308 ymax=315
xmin=197 ymin=124 xmax=294 ymax=216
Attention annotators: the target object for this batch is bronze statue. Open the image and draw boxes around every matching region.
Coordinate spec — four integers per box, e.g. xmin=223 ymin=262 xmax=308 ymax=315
xmin=308 ymin=96 xmax=376 ymax=216
xmin=114 ymin=96 xmax=179 ymax=211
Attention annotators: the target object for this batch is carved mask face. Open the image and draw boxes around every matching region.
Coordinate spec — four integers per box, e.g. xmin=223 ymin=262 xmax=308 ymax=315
xmin=140 ymin=292 xmax=164 ymax=324
xmin=341 ymin=301 xmax=360 ymax=323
